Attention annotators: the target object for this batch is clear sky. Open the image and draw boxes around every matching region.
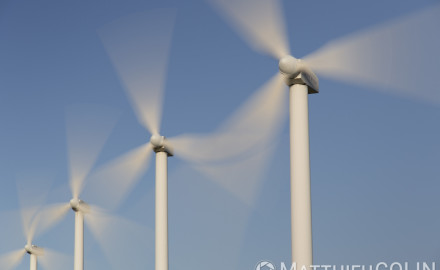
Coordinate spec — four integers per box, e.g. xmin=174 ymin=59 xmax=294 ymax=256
xmin=0 ymin=0 xmax=439 ymax=269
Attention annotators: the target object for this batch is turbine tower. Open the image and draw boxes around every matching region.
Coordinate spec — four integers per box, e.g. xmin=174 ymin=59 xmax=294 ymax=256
xmin=151 ymin=135 xmax=173 ymax=270
xmin=279 ymin=56 xmax=318 ymax=269
xmin=69 ymin=199 xmax=89 ymax=270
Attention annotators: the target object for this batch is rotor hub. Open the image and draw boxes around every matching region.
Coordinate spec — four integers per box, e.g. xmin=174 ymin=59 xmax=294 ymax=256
xmin=279 ymin=55 xmax=301 ymax=77
xmin=150 ymin=134 xmax=173 ymax=156
xmin=25 ymin=244 xmax=44 ymax=256
xmin=70 ymin=198 xmax=90 ymax=213
xmin=278 ymin=55 xmax=319 ymax=93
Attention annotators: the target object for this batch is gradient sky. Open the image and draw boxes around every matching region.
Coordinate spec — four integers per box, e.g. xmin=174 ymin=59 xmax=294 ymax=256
xmin=0 ymin=0 xmax=439 ymax=269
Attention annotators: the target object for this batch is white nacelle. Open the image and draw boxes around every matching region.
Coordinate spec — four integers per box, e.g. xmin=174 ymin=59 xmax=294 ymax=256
xmin=70 ymin=198 xmax=90 ymax=213
xmin=25 ymin=244 xmax=44 ymax=256
xmin=150 ymin=134 xmax=174 ymax=156
xmin=279 ymin=55 xmax=319 ymax=93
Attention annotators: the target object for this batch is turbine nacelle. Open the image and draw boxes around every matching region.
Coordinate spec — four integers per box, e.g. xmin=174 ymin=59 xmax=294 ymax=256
xmin=24 ymin=244 xmax=44 ymax=256
xmin=150 ymin=134 xmax=174 ymax=156
xmin=70 ymin=198 xmax=90 ymax=213
xmin=279 ymin=55 xmax=319 ymax=93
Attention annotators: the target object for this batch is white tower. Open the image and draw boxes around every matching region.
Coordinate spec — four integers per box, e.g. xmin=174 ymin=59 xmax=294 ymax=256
xmin=150 ymin=135 xmax=173 ymax=270
xmin=70 ymin=198 xmax=90 ymax=270
xmin=279 ymin=56 xmax=319 ymax=270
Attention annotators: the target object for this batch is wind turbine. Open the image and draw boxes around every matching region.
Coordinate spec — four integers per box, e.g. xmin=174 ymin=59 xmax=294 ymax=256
xmin=0 ymin=228 xmax=45 ymax=270
xmin=207 ymin=0 xmax=317 ymax=268
xmin=207 ymin=0 xmax=440 ymax=268
xmin=0 ymin=176 xmax=71 ymax=270
xmin=0 ymin=103 xmax=146 ymax=270
xmin=97 ymin=8 xmax=291 ymax=270
xmin=62 ymin=103 xmax=133 ymax=270
xmin=57 ymin=102 xmax=157 ymax=270
xmin=0 ymin=212 xmax=45 ymax=270
xmin=97 ymin=10 xmax=176 ymax=270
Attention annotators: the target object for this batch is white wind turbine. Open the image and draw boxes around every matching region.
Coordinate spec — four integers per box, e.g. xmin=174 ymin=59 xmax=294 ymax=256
xmin=0 ymin=176 xmax=71 ymax=270
xmin=34 ymin=104 xmax=156 ymax=270
xmin=208 ymin=0 xmax=440 ymax=268
xmin=63 ymin=103 xmax=145 ymax=270
xmin=0 ymin=208 xmax=46 ymax=270
xmin=0 ymin=218 xmax=46 ymax=270
xmin=65 ymin=103 xmax=118 ymax=270
xmin=44 ymin=103 xmax=151 ymax=270
xmin=0 ymin=104 xmax=142 ymax=270
xmin=97 ymin=8 xmax=292 ymax=270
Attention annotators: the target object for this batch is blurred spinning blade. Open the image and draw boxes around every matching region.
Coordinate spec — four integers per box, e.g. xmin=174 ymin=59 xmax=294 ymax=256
xmin=66 ymin=103 xmax=120 ymax=199
xmin=0 ymin=249 xmax=26 ymax=270
xmin=177 ymin=0 xmax=291 ymax=203
xmin=83 ymin=143 xmax=153 ymax=210
xmin=208 ymin=0 xmax=290 ymax=59
xmin=169 ymin=74 xmax=287 ymax=204
xmin=98 ymin=9 xmax=176 ymax=136
xmin=32 ymin=203 xmax=71 ymax=240
xmin=303 ymin=4 xmax=440 ymax=103
xmin=39 ymin=248 xmax=72 ymax=270
xmin=23 ymin=203 xmax=70 ymax=246
xmin=170 ymin=73 xmax=287 ymax=163
xmin=19 ymin=206 xmax=40 ymax=245
xmin=85 ymin=206 xmax=154 ymax=270
xmin=16 ymin=172 xmax=68 ymax=245
xmin=192 ymin=143 xmax=278 ymax=205
xmin=15 ymin=171 xmax=52 ymax=243
xmin=168 ymin=166 xmax=252 ymax=269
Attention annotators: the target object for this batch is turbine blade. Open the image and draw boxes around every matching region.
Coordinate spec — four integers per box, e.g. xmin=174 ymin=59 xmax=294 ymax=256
xmin=192 ymin=143 xmax=278 ymax=205
xmin=15 ymin=170 xmax=53 ymax=242
xmin=208 ymin=0 xmax=289 ymax=59
xmin=167 ymin=167 xmax=253 ymax=269
xmin=303 ymin=4 xmax=440 ymax=104
xmin=29 ymin=203 xmax=70 ymax=243
xmin=83 ymin=143 xmax=153 ymax=210
xmin=18 ymin=206 xmax=40 ymax=245
xmin=98 ymin=9 xmax=176 ymax=135
xmin=85 ymin=207 xmax=154 ymax=270
xmin=170 ymin=73 xmax=287 ymax=163
xmin=0 ymin=249 xmax=26 ymax=270
xmin=66 ymin=103 xmax=121 ymax=199
xmin=39 ymin=248 xmax=72 ymax=270
xmin=169 ymin=74 xmax=286 ymax=204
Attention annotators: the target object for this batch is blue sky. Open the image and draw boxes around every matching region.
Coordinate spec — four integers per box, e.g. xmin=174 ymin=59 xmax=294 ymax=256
xmin=0 ymin=0 xmax=439 ymax=269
